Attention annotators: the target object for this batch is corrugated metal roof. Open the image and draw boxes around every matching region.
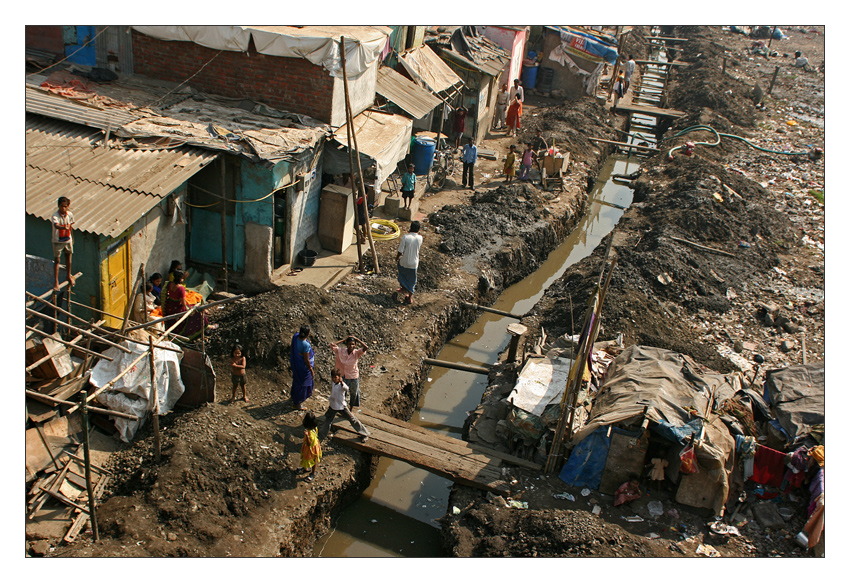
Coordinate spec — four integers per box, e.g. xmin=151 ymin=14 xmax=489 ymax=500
xmin=399 ymin=44 xmax=463 ymax=94
xmin=26 ymin=116 xmax=219 ymax=237
xmin=375 ymin=67 xmax=442 ymax=119
xmin=333 ymin=110 xmax=412 ymax=168
xmin=26 ymin=85 xmax=142 ymax=131
xmin=425 ymin=28 xmax=511 ymax=78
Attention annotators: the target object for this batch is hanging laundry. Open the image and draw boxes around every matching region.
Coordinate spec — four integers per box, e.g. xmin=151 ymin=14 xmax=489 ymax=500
xmin=750 ymin=445 xmax=786 ymax=487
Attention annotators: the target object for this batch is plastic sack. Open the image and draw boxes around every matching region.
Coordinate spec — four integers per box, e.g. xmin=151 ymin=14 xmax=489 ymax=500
xmin=679 ymin=443 xmax=700 ymax=474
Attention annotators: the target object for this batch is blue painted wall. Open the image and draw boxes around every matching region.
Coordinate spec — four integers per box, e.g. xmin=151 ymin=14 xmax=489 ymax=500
xmin=188 ymin=161 xmax=278 ymax=272
xmin=63 ymin=26 xmax=97 ymax=66
xmin=25 ymin=214 xmax=105 ymax=322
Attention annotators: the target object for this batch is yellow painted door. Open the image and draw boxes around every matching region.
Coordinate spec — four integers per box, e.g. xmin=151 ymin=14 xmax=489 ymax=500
xmin=101 ymin=238 xmax=130 ymax=328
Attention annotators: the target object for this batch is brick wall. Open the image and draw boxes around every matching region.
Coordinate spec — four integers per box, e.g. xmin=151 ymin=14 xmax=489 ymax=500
xmin=131 ymin=30 xmax=335 ymax=123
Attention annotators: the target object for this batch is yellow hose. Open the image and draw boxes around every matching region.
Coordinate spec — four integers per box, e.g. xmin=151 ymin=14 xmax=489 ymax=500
xmin=370 ymin=219 xmax=401 ymax=240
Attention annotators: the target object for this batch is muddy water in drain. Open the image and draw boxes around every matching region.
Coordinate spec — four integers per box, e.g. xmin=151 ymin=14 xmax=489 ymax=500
xmin=314 ymin=155 xmax=635 ymax=557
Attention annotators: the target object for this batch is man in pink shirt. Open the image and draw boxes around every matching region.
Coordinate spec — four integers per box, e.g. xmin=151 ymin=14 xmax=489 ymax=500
xmin=330 ymin=336 xmax=369 ymax=407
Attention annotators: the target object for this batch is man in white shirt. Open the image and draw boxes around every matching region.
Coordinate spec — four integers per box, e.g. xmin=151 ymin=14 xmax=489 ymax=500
xmin=509 ymin=79 xmax=524 ymax=104
xmin=394 ymin=221 xmax=423 ymax=305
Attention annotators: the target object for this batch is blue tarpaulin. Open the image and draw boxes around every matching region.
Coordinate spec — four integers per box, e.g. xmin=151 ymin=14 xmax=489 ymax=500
xmin=557 ymin=28 xmax=618 ymax=65
xmin=651 ymin=417 xmax=704 ymax=445
xmin=559 ymin=426 xmax=611 ymax=489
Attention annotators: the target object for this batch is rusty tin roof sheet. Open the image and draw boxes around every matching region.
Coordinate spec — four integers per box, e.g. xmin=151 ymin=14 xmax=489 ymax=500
xmin=375 ymin=67 xmax=442 ymax=119
xmin=26 ymin=116 xmax=218 ymax=237
xmin=398 ymin=44 xmax=463 ymax=94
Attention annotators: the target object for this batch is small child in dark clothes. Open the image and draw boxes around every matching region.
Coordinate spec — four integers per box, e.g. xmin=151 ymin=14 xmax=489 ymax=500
xmin=230 ymin=344 xmax=248 ymax=402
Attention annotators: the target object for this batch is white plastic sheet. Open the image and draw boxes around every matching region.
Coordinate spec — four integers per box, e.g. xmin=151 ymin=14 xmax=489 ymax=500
xmin=90 ymin=340 xmax=185 ymax=442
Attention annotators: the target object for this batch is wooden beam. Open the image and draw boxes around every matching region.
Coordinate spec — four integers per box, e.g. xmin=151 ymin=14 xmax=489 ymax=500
xmin=124 ymin=294 xmax=245 ymax=332
xmin=461 ymin=301 xmax=523 ymax=319
xmin=24 ymin=272 xmax=83 ymax=308
xmin=25 ymin=308 xmax=131 ymax=353
xmin=423 ymin=358 xmax=491 ymax=375
xmin=587 ymin=137 xmax=659 ymax=152
xmin=25 ymin=390 xmax=140 ymax=420
xmin=643 ymin=36 xmax=688 ymax=42
xmin=25 ymin=327 xmax=114 ymax=361
xmin=634 ymin=59 xmax=688 ymax=67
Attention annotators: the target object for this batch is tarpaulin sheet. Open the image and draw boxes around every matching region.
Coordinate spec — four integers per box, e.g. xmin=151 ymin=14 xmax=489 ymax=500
xmin=326 ymin=110 xmax=412 ymax=185
xmin=571 ymin=346 xmax=740 ymax=472
xmin=90 ymin=340 xmax=185 ymax=442
xmin=554 ymin=27 xmax=618 ymax=65
xmin=507 ymin=356 xmax=573 ymax=417
xmin=560 ymin=426 xmax=611 ymax=489
xmin=763 ymin=363 xmax=824 ymax=441
xmin=399 ymin=44 xmax=463 ymax=94
xmin=132 ymin=26 xmax=390 ymax=79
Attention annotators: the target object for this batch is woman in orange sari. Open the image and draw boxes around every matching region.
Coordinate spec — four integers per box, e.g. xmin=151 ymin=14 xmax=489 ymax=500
xmin=506 ymin=97 xmax=523 ymax=137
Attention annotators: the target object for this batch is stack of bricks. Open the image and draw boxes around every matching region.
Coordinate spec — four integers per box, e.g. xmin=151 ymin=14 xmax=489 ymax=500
xmin=131 ymin=30 xmax=335 ymax=124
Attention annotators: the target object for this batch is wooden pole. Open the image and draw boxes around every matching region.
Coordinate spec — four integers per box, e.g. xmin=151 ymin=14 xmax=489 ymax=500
xmin=341 ymin=37 xmax=380 ymax=275
xmin=25 ymin=390 xmax=140 ymax=420
xmin=723 ymin=57 xmax=727 ymax=74
xmin=25 ymin=292 xmax=182 ymax=353
xmin=149 ymin=337 xmax=161 ymax=463
xmin=24 ymin=326 xmax=114 ymax=361
xmin=768 ymin=26 xmax=777 ymax=48
xmin=35 ymin=424 xmax=61 ymax=471
xmin=587 ymin=137 xmax=658 ymax=152
xmin=80 ymin=388 xmax=100 ymax=540
xmin=120 ymin=264 xmax=145 ymax=333
xmin=25 ymin=308 xmax=131 ymax=353
xmin=124 ymin=294 xmax=244 ymax=332
xmin=461 ymin=301 xmax=523 ymax=319
xmin=423 ymin=357 xmax=491 ymax=375
xmin=768 ymin=65 xmax=780 ymax=95
xmin=141 ymin=265 xmax=148 ymax=323
xmin=340 ymin=37 xmax=364 ymax=272
xmin=220 ymin=159 xmax=229 ymax=293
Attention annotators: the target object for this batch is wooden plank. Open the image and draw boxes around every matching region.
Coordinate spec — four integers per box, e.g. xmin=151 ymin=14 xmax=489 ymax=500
xmin=354 ymin=410 xmax=497 ymax=466
xmin=612 ymin=103 xmax=686 ymax=118
xmin=332 ymin=418 xmax=504 ymax=480
xmin=332 ymin=426 xmax=509 ymax=494
xmin=65 ymin=474 xmax=109 ymax=543
xmin=334 ymin=419 xmax=502 ymax=479
xmin=635 ymin=59 xmax=688 ymax=67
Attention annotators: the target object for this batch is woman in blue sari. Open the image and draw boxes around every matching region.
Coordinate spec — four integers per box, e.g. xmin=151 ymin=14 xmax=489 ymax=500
xmin=290 ymin=325 xmax=315 ymax=410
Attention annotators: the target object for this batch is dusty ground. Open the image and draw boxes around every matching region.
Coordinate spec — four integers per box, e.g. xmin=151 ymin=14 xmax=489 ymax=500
xmin=31 ymin=26 xmax=825 ymax=559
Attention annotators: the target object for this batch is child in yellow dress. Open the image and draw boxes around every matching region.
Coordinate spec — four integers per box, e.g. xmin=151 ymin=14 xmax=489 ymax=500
xmin=504 ymin=145 xmax=517 ymax=184
xmin=300 ymin=412 xmax=322 ymax=482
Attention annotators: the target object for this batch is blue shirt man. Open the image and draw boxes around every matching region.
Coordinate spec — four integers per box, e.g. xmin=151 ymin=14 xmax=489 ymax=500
xmin=462 ymin=137 xmax=478 ymax=190
xmin=401 ymin=163 xmax=416 ymax=210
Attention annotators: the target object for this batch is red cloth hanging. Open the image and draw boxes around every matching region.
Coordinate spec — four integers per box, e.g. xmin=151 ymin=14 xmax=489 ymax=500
xmin=750 ymin=445 xmax=786 ymax=487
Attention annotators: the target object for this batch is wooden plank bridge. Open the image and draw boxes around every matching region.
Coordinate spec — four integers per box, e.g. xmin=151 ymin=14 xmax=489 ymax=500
xmin=330 ymin=408 xmax=541 ymax=495
xmin=613 ymin=103 xmax=685 ymax=118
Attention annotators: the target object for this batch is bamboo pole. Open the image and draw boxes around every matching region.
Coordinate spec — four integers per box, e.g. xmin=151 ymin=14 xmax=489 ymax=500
xmin=587 ymin=137 xmax=659 ymax=152
xmin=340 ymin=37 xmax=364 ymax=272
xmin=25 ymin=308 xmax=131 ymax=353
xmin=26 ymin=272 xmax=83 ymax=308
xmin=25 ymin=390 xmax=139 ymax=420
xmin=220 ymin=159 xmax=229 ymax=293
xmin=124 ymin=294 xmax=244 ymax=332
xmin=35 ymin=424 xmax=61 ymax=471
xmin=66 ymin=298 xmax=123 ymax=320
xmin=24 ymin=326 xmax=114 ymax=361
xmin=25 ymin=292 xmax=182 ymax=353
xmin=423 ymin=357 xmax=491 ymax=375
xmin=149 ymin=337 xmax=161 ymax=462
xmin=120 ymin=264 xmax=145 ymax=334
xmin=81 ymin=388 xmax=100 ymax=540
xmin=341 ymin=37 xmax=380 ymax=275
xmin=461 ymin=301 xmax=523 ymax=319
xmin=141 ymin=265 xmax=148 ymax=323
xmin=768 ymin=65 xmax=780 ymax=95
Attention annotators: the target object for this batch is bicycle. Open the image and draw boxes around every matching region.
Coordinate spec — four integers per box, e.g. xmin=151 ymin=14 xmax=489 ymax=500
xmin=426 ymin=138 xmax=458 ymax=193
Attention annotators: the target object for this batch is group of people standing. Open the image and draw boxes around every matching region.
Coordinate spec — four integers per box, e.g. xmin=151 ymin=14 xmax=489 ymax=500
xmin=493 ymin=79 xmax=525 ymax=136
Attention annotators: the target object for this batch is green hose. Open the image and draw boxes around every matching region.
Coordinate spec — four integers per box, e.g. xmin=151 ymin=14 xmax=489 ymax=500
xmin=665 ymin=124 xmax=811 ymax=160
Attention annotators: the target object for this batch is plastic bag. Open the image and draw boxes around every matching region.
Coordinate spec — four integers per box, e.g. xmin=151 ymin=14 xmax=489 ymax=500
xmin=679 ymin=443 xmax=700 ymax=474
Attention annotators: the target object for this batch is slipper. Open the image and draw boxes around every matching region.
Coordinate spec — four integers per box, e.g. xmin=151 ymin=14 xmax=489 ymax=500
xmin=392 ymin=291 xmax=399 ymax=304
xmin=307 ymin=475 xmax=314 ymax=482
xmin=403 ymin=296 xmax=413 ymax=305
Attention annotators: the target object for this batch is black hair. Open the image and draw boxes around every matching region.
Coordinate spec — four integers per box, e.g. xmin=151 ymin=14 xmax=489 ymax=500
xmin=231 ymin=344 xmax=243 ymax=356
xmin=299 ymin=324 xmax=311 ymax=337
xmin=331 ymin=368 xmax=343 ymax=378
xmin=171 ymin=270 xmax=185 ymax=284
xmin=410 ymin=221 xmax=420 ymax=233
xmin=795 ymin=51 xmax=802 ymax=58
xmin=169 ymin=260 xmax=182 ymax=273
xmin=627 ymin=472 xmax=640 ymax=483
xmin=57 ymin=196 xmax=70 ymax=206
xmin=150 ymin=272 xmax=163 ymax=282
xmin=303 ymin=411 xmax=319 ymax=430
xmin=145 ymin=282 xmax=153 ymax=293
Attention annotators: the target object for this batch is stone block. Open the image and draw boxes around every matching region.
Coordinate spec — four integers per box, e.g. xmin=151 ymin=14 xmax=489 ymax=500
xmin=398 ymin=200 xmax=419 ymax=221
xmin=383 ymin=196 xmax=400 ymax=216
xmin=753 ymin=501 xmax=786 ymax=530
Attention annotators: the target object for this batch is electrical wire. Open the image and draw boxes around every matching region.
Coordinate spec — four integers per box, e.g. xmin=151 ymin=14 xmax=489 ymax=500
xmin=26 ymin=27 xmax=109 ymax=78
xmin=666 ymin=124 xmax=811 ymax=160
